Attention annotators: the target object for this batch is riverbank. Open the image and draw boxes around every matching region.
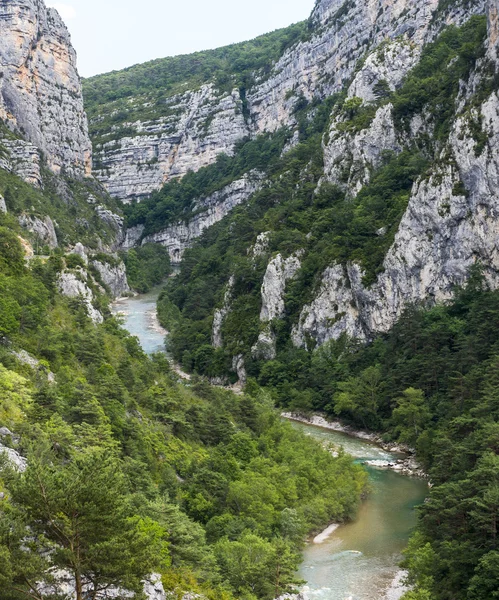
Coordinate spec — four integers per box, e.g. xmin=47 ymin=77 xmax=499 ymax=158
xmin=282 ymin=413 xmax=427 ymax=478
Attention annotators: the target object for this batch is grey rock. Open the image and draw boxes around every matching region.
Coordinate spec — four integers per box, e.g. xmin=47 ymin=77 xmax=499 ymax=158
xmin=91 ymin=258 xmax=131 ymax=298
xmin=212 ymin=276 xmax=235 ymax=348
xmin=57 ymin=271 xmax=103 ymax=324
xmin=134 ymin=171 xmax=264 ymax=263
xmin=250 ymin=231 xmax=271 ymax=259
xmin=232 ymin=354 xmax=247 ymax=384
xmin=253 ymin=253 xmax=302 ymax=359
xmin=0 ymin=138 xmax=42 ymax=186
xmin=0 ymin=443 xmax=27 ymax=471
xmin=72 ymin=242 xmax=88 ymax=264
xmin=324 ymin=103 xmax=401 ymax=194
xmin=0 ymin=194 xmax=6 ymax=213
xmin=120 ymin=224 xmax=145 ymax=250
xmin=96 ymin=206 xmax=124 ymax=230
xmin=18 ymin=214 xmax=58 ymax=249
xmin=0 ymin=0 xmax=92 ymax=176
xmin=12 ymin=349 xmax=55 ymax=383
xmin=96 ymin=0 xmax=488 ymax=204
xmin=94 ymin=85 xmax=249 ymax=202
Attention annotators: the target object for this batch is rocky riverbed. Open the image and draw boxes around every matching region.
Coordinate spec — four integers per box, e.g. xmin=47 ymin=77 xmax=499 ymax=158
xmin=282 ymin=413 xmax=427 ymax=478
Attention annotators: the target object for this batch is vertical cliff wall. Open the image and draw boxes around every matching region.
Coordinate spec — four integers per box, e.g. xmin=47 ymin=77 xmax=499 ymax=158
xmin=0 ymin=0 xmax=92 ymax=177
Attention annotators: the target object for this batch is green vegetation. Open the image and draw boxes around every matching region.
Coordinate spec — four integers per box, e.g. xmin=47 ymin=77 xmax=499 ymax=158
xmin=0 ymin=206 xmax=366 ymax=599
xmin=83 ymin=22 xmax=307 ymax=144
xmin=140 ymin=16 xmax=497 ymax=597
xmin=155 ymin=14 xmax=488 ymax=381
xmin=124 ymin=130 xmax=293 ymax=237
xmin=393 ymin=16 xmax=488 ymax=141
xmin=122 ymin=243 xmax=172 ymax=293
xmin=0 ymin=164 xmax=122 ymax=250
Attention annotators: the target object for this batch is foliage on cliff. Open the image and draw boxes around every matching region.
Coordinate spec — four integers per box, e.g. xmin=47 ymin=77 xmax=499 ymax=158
xmin=0 ymin=210 xmax=366 ymax=599
xmin=0 ymin=161 xmax=122 ymax=250
xmin=269 ymin=269 xmax=499 ymax=600
xmin=83 ymin=21 xmax=307 ymax=140
xmin=146 ymin=15 xmax=499 ymax=597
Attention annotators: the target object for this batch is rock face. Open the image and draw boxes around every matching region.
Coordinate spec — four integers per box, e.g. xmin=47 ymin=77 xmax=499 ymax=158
xmin=91 ymin=258 xmax=130 ymax=298
xmin=253 ymin=253 xmax=302 ymax=359
xmin=18 ymin=214 xmax=58 ymax=248
xmin=0 ymin=0 xmax=92 ymax=177
xmin=57 ymin=271 xmax=103 ymax=324
xmin=93 ymin=0 xmax=491 ymax=204
xmin=293 ymin=4 xmax=499 ymax=346
xmin=292 ymin=264 xmax=367 ymax=347
xmin=212 ymin=276 xmax=235 ymax=348
xmin=93 ymin=85 xmax=249 ymax=202
xmin=127 ymin=172 xmax=264 ymax=262
xmin=323 ymin=103 xmax=401 ymax=195
xmin=0 ymin=443 xmax=27 ymax=471
xmin=0 ymin=138 xmax=42 ymax=186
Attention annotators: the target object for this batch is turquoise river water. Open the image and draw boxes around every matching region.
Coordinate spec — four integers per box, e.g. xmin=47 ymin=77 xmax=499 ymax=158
xmin=112 ymin=290 xmax=429 ymax=600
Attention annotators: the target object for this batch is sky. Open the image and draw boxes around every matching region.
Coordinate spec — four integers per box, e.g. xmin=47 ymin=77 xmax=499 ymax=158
xmin=46 ymin=0 xmax=316 ymax=78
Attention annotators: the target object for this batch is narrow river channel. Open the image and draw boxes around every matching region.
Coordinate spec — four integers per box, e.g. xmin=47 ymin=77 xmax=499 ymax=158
xmin=112 ymin=289 xmax=429 ymax=600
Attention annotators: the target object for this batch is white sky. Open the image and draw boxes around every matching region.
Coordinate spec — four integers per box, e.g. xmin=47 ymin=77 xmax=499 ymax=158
xmin=46 ymin=0 xmax=316 ymax=78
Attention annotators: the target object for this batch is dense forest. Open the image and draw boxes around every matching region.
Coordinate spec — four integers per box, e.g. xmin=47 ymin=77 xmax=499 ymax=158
xmin=144 ymin=15 xmax=499 ymax=599
xmin=0 ymin=209 xmax=366 ymax=599
xmin=156 ymin=16 xmax=489 ymax=378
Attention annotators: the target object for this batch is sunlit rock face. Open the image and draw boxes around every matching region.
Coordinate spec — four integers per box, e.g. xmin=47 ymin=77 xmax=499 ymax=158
xmin=0 ymin=0 xmax=92 ymax=176
xmin=125 ymin=171 xmax=264 ymax=263
xmin=291 ymin=0 xmax=499 ymax=347
xmin=93 ymin=85 xmax=250 ymax=203
xmin=91 ymin=0 xmax=488 ymax=205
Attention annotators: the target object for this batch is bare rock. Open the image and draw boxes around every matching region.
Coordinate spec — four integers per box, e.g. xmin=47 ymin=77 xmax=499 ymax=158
xmin=18 ymin=214 xmax=58 ymax=249
xmin=0 ymin=0 xmax=92 ymax=176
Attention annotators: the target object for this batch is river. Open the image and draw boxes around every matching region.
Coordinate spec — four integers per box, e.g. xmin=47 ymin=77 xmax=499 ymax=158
xmin=112 ymin=289 xmax=428 ymax=600
xmin=112 ymin=287 xmax=167 ymax=355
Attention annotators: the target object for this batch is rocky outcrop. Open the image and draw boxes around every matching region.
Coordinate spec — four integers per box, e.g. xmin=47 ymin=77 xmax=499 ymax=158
xmin=91 ymin=258 xmax=130 ymax=298
xmin=121 ymin=224 xmax=145 ymax=251
xmin=128 ymin=172 xmax=264 ymax=262
xmin=292 ymin=264 xmax=367 ymax=347
xmin=0 ymin=0 xmax=92 ymax=176
xmin=57 ymin=271 xmax=103 ymax=324
xmin=323 ymin=103 xmax=401 ymax=194
xmin=96 ymin=205 xmax=124 ymax=232
xmin=0 ymin=138 xmax=42 ymax=186
xmin=12 ymin=349 xmax=55 ymax=382
xmin=0 ymin=443 xmax=27 ymax=471
xmin=294 ymin=32 xmax=499 ymax=348
xmin=92 ymin=0 xmax=490 ymax=204
xmin=253 ymin=253 xmax=302 ymax=359
xmin=39 ymin=572 xmax=172 ymax=600
xmin=212 ymin=276 xmax=235 ymax=348
xmin=18 ymin=214 xmax=58 ymax=248
xmin=347 ymin=38 xmax=421 ymax=104
xmin=93 ymin=85 xmax=249 ymax=202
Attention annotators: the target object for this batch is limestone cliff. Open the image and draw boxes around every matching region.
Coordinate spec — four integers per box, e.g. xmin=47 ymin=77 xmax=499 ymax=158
xmin=122 ymin=171 xmax=264 ymax=263
xmin=87 ymin=0 xmax=486 ymax=205
xmin=291 ymin=0 xmax=499 ymax=347
xmin=0 ymin=0 xmax=92 ymax=177
xmin=93 ymin=85 xmax=249 ymax=202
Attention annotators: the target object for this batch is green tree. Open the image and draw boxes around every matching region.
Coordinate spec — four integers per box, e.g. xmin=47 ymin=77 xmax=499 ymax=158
xmin=0 ymin=365 xmax=32 ymax=428
xmin=467 ymin=551 xmax=499 ymax=599
xmin=0 ymin=448 xmax=168 ymax=600
xmin=334 ymin=366 xmax=383 ymax=429
xmin=391 ymin=388 xmax=431 ymax=447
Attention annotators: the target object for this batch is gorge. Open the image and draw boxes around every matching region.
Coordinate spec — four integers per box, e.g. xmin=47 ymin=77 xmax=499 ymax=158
xmin=0 ymin=0 xmax=499 ymax=599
